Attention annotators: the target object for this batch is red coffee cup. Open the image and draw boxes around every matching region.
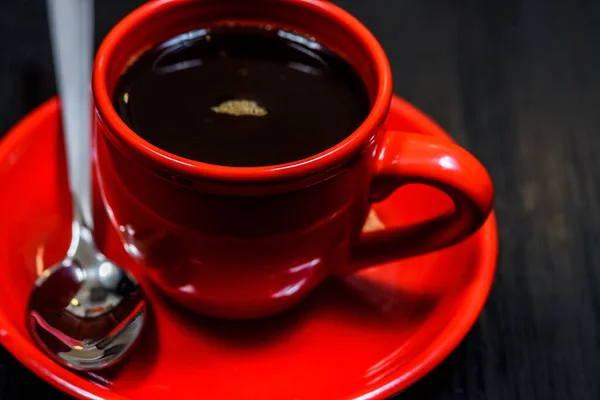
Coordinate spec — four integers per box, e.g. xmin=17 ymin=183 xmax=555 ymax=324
xmin=92 ymin=0 xmax=494 ymax=319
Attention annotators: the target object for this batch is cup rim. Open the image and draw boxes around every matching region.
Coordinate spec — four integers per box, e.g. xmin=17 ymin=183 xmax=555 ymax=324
xmin=93 ymin=0 xmax=392 ymax=183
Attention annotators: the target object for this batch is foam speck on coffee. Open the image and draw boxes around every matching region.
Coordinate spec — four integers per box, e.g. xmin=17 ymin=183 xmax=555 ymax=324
xmin=211 ymin=99 xmax=268 ymax=117
xmin=112 ymin=26 xmax=370 ymax=167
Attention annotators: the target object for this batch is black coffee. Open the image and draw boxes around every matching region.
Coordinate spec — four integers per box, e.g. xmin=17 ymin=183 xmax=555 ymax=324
xmin=113 ymin=26 xmax=370 ymax=167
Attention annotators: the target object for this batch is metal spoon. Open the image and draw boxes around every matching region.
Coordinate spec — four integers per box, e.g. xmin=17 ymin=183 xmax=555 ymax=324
xmin=26 ymin=0 xmax=146 ymax=371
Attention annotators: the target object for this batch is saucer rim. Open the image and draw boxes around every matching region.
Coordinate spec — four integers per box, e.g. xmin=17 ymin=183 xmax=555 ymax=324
xmin=0 ymin=96 xmax=498 ymax=400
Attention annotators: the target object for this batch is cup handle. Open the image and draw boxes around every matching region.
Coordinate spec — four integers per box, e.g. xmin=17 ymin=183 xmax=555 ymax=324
xmin=350 ymin=130 xmax=494 ymax=271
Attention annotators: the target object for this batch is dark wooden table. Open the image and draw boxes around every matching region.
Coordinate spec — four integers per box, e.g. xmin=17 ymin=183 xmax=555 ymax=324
xmin=2 ymin=0 xmax=599 ymax=399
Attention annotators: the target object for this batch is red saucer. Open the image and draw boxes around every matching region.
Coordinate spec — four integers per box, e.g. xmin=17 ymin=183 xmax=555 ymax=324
xmin=0 ymin=95 xmax=497 ymax=400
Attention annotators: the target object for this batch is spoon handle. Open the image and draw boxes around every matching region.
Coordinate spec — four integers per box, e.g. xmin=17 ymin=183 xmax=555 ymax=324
xmin=46 ymin=0 xmax=95 ymax=228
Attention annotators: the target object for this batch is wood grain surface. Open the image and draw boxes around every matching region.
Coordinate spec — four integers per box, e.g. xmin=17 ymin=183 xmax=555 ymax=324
xmin=1 ymin=0 xmax=599 ymax=398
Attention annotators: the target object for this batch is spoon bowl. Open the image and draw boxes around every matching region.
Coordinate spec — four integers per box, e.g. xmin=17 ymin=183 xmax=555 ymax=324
xmin=27 ymin=204 xmax=146 ymax=371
